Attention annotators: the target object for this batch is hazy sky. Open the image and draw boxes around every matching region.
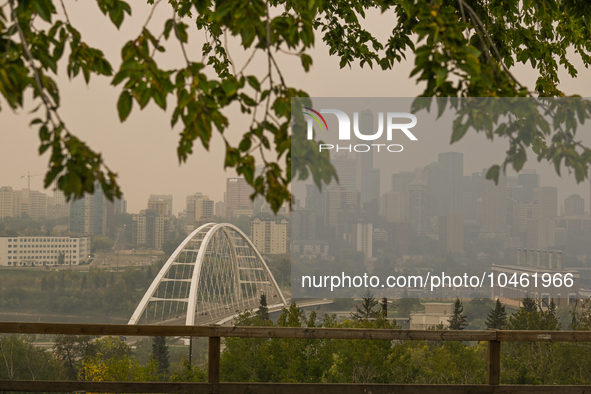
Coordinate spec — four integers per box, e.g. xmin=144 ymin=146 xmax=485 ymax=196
xmin=1 ymin=3 xmax=591 ymax=214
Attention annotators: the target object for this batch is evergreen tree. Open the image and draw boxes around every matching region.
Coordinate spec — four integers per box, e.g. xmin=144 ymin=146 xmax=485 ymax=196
xmin=350 ymin=290 xmax=378 ymax=320
xmin=448 ymin=298 xmax=468 ymax=330
xmin=521 ymin=296 xmax=537 ymax=312
xmin=41 ymin=276 xmax=48 ymax=291
xmin=485 ymin=299 xmax=507 ymax=330
xmin=80 ymin=274 xmax=87 ymax=290
xmin=151 ymin=336 xmax=170 ymax=376
xmin=108 ymin=272 xmax=115 ymax=285
xmin=548 ymin=298 xmax=557 ymax=317
xmin=257 ymin=294 xmax=270 ymax=321
xmin=380 ymin=297 xmax=388 ymax=318
xmin=544 ymin=299 xmax=559 ymax=327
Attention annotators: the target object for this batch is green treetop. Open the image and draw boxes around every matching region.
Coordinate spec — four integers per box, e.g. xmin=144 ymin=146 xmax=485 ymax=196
xmin=448 ymin=298 xmax=468 ymax=330
xmin=485 ymin=299 xmax=507 ymax=330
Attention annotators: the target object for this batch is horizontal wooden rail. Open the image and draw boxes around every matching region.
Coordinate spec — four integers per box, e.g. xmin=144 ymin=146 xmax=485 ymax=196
xmin=2 ymin=322 xmax=591 ymax=342
xmin=2 ymin=322 xmax=591 ymax=393
xmin=0 ymin=381 xmax=590 ymax=394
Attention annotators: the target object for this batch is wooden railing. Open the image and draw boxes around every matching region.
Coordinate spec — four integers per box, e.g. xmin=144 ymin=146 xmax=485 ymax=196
xmin=1 ymin=322 xmax=591 ymax=393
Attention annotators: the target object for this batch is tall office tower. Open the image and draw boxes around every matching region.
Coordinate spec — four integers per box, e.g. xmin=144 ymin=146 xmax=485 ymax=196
xmin=382 ymin=191 xmax=404 ymax=222
xmin=70 ymin=188 xmax=113 ymax=236
xmin=526 ymin=219 xmax=555 ymax=249
xmin=195 ymin=198 xmax=214 ymax=222
xmin=424 ymin=161 xmax=444 ymax=216
xmin=225 ymin=178 xmax=253 ymax=217
xmin=305 ymin=184 xmax=324 ymax=217
xmin=407 ymin=170 xmax=430 ymax=234
xmin=323 ymin=186 xmax=360 ymax=240
xmin=356 ymin=221 xmax=373 ymax=258
xmin=52 ymin=186 xmax=67 ymax=206
xmin=437 ymin=152 xmax=464 ymax=214
xmin=481 ymin=169 xmax=507 ymax=233
xmin=323 ymin=186 xmax=345 ymax=230
xmin=564 ymin=194 xmax=585 ymax=217
xmin=512 ymin=203 xmax=540 ymax=234
xmin=357 ymin=110 xmax=375 ymax=204
xmin=438 ymin=213 xmax=464 ymax=254
xmin=332 ymin=154 xmax=357 ymax=191
xmin=186 ymin=192 xmax=205 ymax=223
xmin=533 ymin=186 xmax=558 ymax=219
xmin=470 ymin=171 xmax=483 ymax=200
xmin=366 ymin=168 xmax=381 ymax=211
xmin=0 ymin=187 xmax=18 ymax=218
xmin=91 ymin=187 xmax=114 ymax=236
xmin=506 ymin=185 xmax=524 ymax=228
xmin=148 ymin=194 xmax=173 ymax=216
xmin=391 ymin=171 xmax=416 ymax=193
xmin=114 ymin=194 xmax=127 ymax=214
xmin=70 ymin=195 xmax=94 ymax=235
xmin=132 ymin=209 xmax=169 ymax=250
xmin=215 ymin=201 xmax=227 ymax=218
xmin=362 ymin=199 xmax=379 ymax=224
xmin=148 ymin=199 xmax=168 ymax=216
xmin=250 ymin=215 xmax=288 ymax=254
xmin=291 ymin=210 xmax=316 ymax=240
xmin=517 ymin=170 xmax=540 ymax=203
xmin=18 ymin=189 xmax=48 ymax=220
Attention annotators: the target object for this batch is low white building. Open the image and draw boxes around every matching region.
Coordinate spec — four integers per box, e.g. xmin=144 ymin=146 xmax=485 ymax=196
xmin=0 ymin=236 xmax=91 ymax=267
xmin=409 ymin=302 xmax=453 ymax=330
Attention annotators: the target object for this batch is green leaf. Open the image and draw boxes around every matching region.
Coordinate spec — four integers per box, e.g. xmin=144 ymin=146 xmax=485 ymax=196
xmin=152 ymin=89 xmax=166 ymax=110
xmin=301 ymin=54 xmax=313 ymax=72
xmin=32 ymin=0 xmax=54 ymax=23
xmin=221 ymin=79 xmax=237 ymax=96
xmin=117 ymin=90 xmax=133 ymax=121
xmin=450 ymin=121 xmax=469 ymax=143
xmin=485 ymin=165 xmax=501 ymax=184
xmin=246 ymin=76 xmax=260 ymax=91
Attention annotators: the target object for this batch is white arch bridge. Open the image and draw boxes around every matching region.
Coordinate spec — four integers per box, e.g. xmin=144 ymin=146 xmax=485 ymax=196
xmin=128 ymin=223 xmax=288 ymax=326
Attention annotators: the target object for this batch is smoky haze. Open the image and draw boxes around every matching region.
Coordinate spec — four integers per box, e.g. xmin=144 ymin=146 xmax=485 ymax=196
xmin=1 ymin=4 xmax=591 ymax=213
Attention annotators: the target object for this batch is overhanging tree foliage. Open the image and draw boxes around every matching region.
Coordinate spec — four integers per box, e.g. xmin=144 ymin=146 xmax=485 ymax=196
xmin=2 ymin=0 xmax=591 ymax=210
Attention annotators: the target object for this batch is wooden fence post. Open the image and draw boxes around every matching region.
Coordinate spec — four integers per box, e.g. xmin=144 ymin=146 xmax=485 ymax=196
xmin=487 ymin=340 xmax=501 ymax=385
xmin=208 ymin=336 xmax=221 ymax=389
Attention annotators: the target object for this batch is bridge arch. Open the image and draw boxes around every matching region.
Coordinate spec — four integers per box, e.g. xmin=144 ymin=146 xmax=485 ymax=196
xmin=128 ymin=223 xmax=287 ymax=325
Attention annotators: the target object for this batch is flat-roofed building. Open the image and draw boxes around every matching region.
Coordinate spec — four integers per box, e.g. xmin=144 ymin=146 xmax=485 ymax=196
xmin=410 ymin=302 xmax=453 ymax=329
xmin=149 ymin=194 xmax=173 ymax=216
xmin=251 ymin=214 xmax=288 ymax=254
xmin=0 ymin=235 xmax=91 ymax=267
xmin=565 ymin=194 xmax=585 ymax=217
xmin=0 ymin=186 xmax=18 ymax=218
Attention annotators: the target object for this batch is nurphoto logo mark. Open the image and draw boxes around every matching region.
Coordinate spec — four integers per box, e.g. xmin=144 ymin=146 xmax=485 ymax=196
xmin=303 ymin=107 xmax=418 ymax=153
